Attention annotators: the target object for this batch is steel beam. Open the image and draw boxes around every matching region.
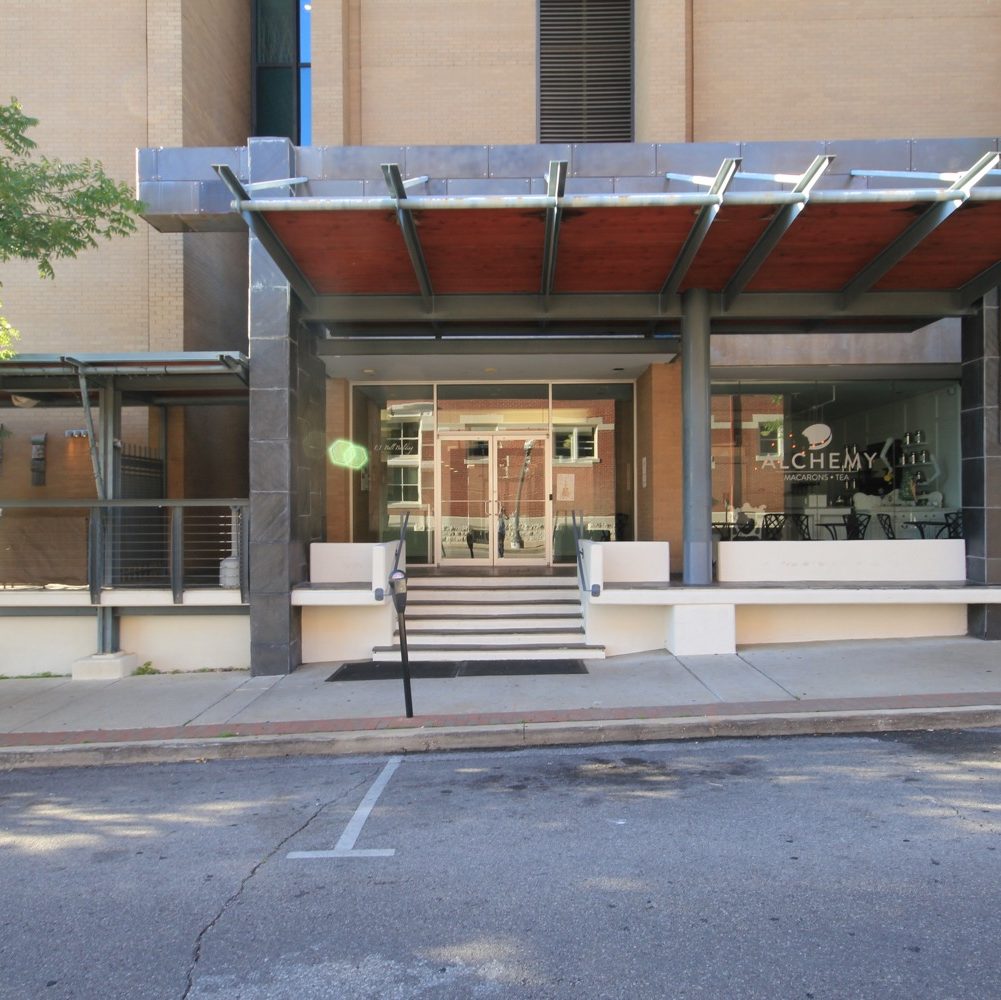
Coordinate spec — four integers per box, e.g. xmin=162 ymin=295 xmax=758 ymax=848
xmin=318 ymin=336 xmax=677 ymax=356
xmin=681 ymin=288 xmax=713 ymax=585
xmin=213 ymin=164 xmax=318 ymax=312
xmin=840 ymin=152 xmax=1001 ymax=308
xmin=958 ymin=260 xmax=1001 ymax=308
xmin=661 ymin=158 xmax=740 ymax=303
xmin=63 ymin=359 xmax=106 ymax=500
xmin=382 ymin=163 xmax=434 ymax=308
xmin=723 ymin=155 xmax=834 ymax=311
xmin=541 ymin=160 xmax=568 ymax=300
xmin=308 ymin=289 xmax=965 ymax=324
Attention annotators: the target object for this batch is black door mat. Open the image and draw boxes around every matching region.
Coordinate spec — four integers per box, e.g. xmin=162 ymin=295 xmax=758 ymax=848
xmin=327 ymin=659 xmax=588 ymax=681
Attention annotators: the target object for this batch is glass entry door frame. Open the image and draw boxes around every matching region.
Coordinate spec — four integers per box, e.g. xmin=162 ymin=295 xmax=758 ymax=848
xmin=435 ymin=432 xmax=551 ymax=567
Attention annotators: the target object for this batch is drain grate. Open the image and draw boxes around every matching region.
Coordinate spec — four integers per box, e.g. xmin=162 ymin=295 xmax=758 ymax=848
xmin=327 ymin=660 xmax=588 ymax=681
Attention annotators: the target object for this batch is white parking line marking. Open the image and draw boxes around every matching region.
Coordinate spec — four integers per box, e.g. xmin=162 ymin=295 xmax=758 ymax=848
xmin=288 ymin=756 xmax=401 ymax=860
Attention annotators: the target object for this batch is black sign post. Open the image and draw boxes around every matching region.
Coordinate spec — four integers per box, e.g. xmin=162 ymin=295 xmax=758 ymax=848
xmin=388 ymin=569 xmax=414 ymax=718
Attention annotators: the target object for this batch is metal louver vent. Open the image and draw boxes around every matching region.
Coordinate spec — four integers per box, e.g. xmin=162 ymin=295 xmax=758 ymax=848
xmin=539 ymin=0 xmax=633 ymax=143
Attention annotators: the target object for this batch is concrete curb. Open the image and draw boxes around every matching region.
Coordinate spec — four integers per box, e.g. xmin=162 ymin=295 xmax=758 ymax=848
xmin=2 ymin=704 xmax=1001 ymax=769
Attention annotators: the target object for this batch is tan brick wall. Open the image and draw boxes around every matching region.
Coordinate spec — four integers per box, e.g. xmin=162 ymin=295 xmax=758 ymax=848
xmin=312 ymin=0 xmax=352 ymax=145
xmin=692 ymin=0 xmax=1001 ymax=141
xmin=182 ymin=0 xmax=252 ymax=146
xmin=635 ymin=0 xmax=690 ymax=142
xmin=636 ymin=364 xmax=684 ymax=572
xmin=313 ymin=0 xmax=537 ymax=145
xmin=2 ymin=2 xmax=152 ymax=356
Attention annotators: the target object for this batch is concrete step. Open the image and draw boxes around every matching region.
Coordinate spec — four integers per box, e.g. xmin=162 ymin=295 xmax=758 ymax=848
xmin=405 ymin=587 xmax=579 ymax=603
xmin=405 ymin=601 xmax=581 ymax=616
xmin=408 ymin=576 xmax=576 ymax=589
xmin=372 ymin=642 xmax=606 ymax=662
xmin=397 ymin=628 xmax=586 ymax=645
xmin=404 ymin=614 xmax=583 ymax=630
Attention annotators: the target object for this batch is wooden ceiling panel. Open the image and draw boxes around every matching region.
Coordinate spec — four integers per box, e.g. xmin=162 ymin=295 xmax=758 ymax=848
xmin=746 ymin=202 xmax=922 ymax=293
xmin=264 ymin=210 xmax=419 ymax=294
xmin=680 ymin=205 xmax=773 ymax=292
xmin=875 ymin=201 xmax=1001 ymax=290
xmin=413 ymin=209 xmax=546 ymax=294
xmin=553 ymin=206 xmax=695 ymax=293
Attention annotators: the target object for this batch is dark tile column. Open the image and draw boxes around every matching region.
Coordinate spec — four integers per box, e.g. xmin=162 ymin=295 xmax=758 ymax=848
xmin=247 ymin=138 xmax=327 ymax=674
xmin=961 ymin=288 xmax=1001 ymax=639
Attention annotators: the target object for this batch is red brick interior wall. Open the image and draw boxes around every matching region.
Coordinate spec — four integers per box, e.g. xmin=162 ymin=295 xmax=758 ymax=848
xmin=636 ymin=363 xmax=684 ymax=573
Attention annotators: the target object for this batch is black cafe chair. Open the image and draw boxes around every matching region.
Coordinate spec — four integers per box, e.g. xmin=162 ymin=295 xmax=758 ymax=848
xmin=843 ymin=512 xmax=870 ymax=540
xmin=761 ymin=512 xmax=787 ymax=541
xmin=877 ymin=512 xmax=895 ymax=539
xmin=790 ymin=513 xmax=811 ymax=540
xmin=935 ymin=511 xmax=963 ymax=539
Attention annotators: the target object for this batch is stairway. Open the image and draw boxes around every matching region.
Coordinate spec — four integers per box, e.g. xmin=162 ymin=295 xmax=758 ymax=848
xmin=371 ymin=575 xmax=605 ymax=662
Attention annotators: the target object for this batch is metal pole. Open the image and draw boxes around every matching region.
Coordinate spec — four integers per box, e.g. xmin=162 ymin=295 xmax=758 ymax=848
xmin=682 ymin=288 xmax=713 ymax=585
xmin=397 ymin=611 xmax=414 ymax=719
xmin=389 ymin=569 xmax=414 ymax=718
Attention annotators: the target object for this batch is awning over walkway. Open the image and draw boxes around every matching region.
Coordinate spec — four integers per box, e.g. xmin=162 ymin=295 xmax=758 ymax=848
xmin=0 ymin=353 xmax=249 ymax=408
xmin=208 ymin=149 xmax=1001 ymax=335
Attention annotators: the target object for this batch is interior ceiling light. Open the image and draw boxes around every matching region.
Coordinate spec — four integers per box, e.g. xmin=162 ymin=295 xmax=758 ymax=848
xmin=10 ymin=395 xmax=39 ymax=408
xmin=362 ymin=368 xmax=376 ymax=375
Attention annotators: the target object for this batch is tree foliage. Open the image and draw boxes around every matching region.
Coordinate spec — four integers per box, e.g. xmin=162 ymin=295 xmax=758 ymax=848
xmin=0 ymin=98 xmax=145 ymax=356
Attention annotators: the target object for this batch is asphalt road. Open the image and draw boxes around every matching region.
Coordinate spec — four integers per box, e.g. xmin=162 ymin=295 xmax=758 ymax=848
xmin=2 ymin=730 xmax=1000 ymax=999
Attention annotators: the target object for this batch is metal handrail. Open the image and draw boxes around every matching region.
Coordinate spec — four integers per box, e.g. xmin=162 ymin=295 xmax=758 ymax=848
xmin=0 ymin=498 xmax=248 ymax=508
xmin=570 ymin=511 xmax=587 ymax=595
xmin=391 ymin=510 xmax=411 ymax=576
xmin=570 ymin=511 xmax=602 ymax=598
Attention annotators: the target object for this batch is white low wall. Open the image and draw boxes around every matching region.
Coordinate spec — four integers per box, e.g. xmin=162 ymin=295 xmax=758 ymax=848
xmin=736 ymin=604 xmax=967 ymax=645
xmin=718 ymin=539 xmax=965 ymax=583
xmin=301 ymin=605 xmax=394 ymax=663
xmin=119 ymin=615 xmax=250 ymax=672
xmin=309 ymin=541 xmax=401 ymax=588
xmin=585 ymin=603 xmax=673 ymax=657
xmin=0 ymin=616 xmax=96 ymax=676
xmin=0 ymin=612 xmax=251 ymax=676
xmin=584 ymin=540 xmax=670 ymax=594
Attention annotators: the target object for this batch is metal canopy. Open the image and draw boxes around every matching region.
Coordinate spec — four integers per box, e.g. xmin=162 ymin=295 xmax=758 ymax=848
xmin=0 ymin=352 xmax=249 ymax=408
xmin=213 ymin=154 xmax=1001 ymax=334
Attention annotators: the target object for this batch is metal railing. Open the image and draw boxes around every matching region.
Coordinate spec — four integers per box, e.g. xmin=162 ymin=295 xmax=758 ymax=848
xmin=0 ymin=499 xmax=249 ymax=604
xmin=568 ymin=511 xmax=592 ymax=597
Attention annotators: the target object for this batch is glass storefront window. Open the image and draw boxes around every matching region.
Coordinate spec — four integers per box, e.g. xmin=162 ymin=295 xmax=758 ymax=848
xmin=352 ymin=385 xmax=434 ymax=563
xmin=436 ymin=383 xmax=549 ymax=431
xmin=349 ymin=382 xmax=635 ymax=565
xmin=711 ymin=380 xmax=961 ymax=541
xmin=552 ymin=383 xmax=634 ymax=560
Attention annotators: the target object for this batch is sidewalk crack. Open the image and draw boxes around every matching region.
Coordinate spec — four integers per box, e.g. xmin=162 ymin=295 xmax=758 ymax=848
xmin=179 ymin=772 xmax=370 ymax=999
xmin=736 ymin=653 xmax=801 ymax=700
xmin=182 ymin=677 xmax=276 ymax=727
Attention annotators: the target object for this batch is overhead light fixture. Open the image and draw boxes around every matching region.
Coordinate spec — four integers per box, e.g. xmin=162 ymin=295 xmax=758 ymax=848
xmin=362 ymin=368 xmax=376 ymax=375
xmin=10 ymin=395 xmax=39 ymax=408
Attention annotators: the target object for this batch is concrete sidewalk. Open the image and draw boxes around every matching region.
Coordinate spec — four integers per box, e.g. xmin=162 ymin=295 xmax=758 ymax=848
xmin=1 ymin=636 xmax=1000 ymax=767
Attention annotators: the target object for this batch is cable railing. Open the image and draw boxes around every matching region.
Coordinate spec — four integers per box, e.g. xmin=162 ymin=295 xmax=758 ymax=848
xmin=0 ymin=499 xmax=249 ymax=603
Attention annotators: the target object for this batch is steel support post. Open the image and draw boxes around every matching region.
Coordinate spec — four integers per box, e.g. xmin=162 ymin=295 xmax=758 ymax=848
xmin=681 ymin=288 xmax=713 ymax=585
xmin=96 ymin=384 xmax=121 ymax=653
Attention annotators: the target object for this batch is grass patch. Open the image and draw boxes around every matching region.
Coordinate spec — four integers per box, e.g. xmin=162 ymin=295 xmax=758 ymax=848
xmin=132 ymin=662 xmax=160 ymax=676
xmin=0 ymin=671 xmax=64 ymax=680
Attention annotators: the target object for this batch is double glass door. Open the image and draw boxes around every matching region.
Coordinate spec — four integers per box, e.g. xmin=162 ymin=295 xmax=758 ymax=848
xmin=437 ymin=434 xmax=550 ymax=565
